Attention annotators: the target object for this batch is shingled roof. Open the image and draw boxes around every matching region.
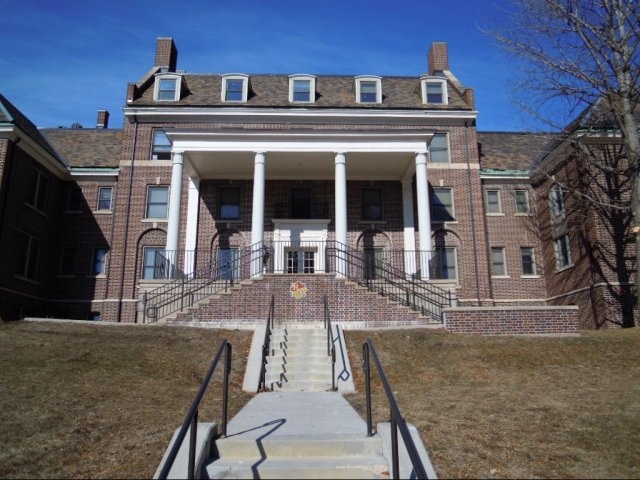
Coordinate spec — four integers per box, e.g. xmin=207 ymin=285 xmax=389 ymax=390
xmin=41 ymin=128 xmax=123 ymax=168
xmin=477 ymin=131 xmax=555 ymax=172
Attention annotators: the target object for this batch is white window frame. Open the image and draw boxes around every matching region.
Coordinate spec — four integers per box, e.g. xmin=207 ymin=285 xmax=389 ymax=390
xmin=145 ymin=185 xmax=169 ymax=219
xmin=17 ymin=231 xmax=40 ymax=281
xmin=154 ymin=74 xmax=181 ymax=101
xmin=555 ymin=235 xmax=573 ymax=270
xmin=355 ymin=76 xmax=382 ymax=104
xmin=515 ymin=190 xmax=530 ymax=214
xmin=289 ymin=75 xmax=316 ymax=103
xmin=490 ymin=247 xmax=507 ymax=277
xmin=97 ymin=187 xmax=113 ymax=212
xmin=429 ymin=133 xmax=450 ymax=163
xmin=28 ymin=167 xmax=49 ymax=212
xmin=91 ymin=248 xmax=108 ymax=276
xmin=549 ymin=185 xmax=566 ymax=217
xmin=142 ymin=246 xmax=163 ymax=280
xmin=221 ymin=74 xmax=249 ymax=102
xmin=485 ymin=190 xmax=502 ymax=214
xmin=520 ymin=247 xmax=537 ymax=276
xmin=421 ymin=77 xmax=448 ymax=105
xmin=151 ymin=130 xmax=172 ymax=160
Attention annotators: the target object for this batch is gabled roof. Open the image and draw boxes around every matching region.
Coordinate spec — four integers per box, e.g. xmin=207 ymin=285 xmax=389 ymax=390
xmin=41 ymin=128 xmax=122 ymax=168
xmin=0 ymin=94 xmax=65 ymax=165
xmin=477 ymin=131 xmax=555 ymax=172
xmin=130 ymin=73 xmax=473 ymax=111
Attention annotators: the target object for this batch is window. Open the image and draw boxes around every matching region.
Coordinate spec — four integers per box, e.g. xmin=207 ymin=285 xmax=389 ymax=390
xmin=431 ymin=187 xmax=454 ymax=221
xmin=422 ymin=78 xmax=448 ymax=104
xmin=16 ymin=232 xmax=40 ymax=280
xmin=58 ymin=246 xmax=77 ymax=276
xmin=515 ymin=190 xmax=530 ymax=214
xmin=219 ymin=187 xmax=241 ymax=220
xmin=555 ymin=235 xmax=572 ymax=270
xmin=291 ymin=188 xmax=311 ymax=218
xmin=430 ymin=247 xmax=457 ymax=280
xmin=154 ymin=75 xmax=180 ymax=101
xmin=146 ymin=186 xmax=169 ymax=219
xmin=486 ymin=190 xmax=502 ymax=214
xmin=221 ymin=74 xmax=249 ymax=102
xmin=549 ymin=186 xmax=565 ymax=217
xmin=362 ymin=188 xmax=383 ymax=221
xmin=142 ymin=247 xmax=162 ymax=279
xmin=28 ymin=167 xmax=48 ymax=212
xmin=520 ymin=247 xmax=536 ymax=275
xmin=152 ymin=130 xmax=171 ymax=160
xmin=289 ymin=76 xmax=315 ymax=103
xmin=491 ymin=247 xmax=507 ymax=276
xmin=286 ymin=248 xmax=315 ymax=273
xmin=92 ymin=248 xmax=107 ymax=275
xmin=430 ymin=133 xmax=450 ymax=163
xmin=65 ymin=185 xmax=83 ymax=212
xmin=97 ymin=187 xmax=113 ymax=211
xmin=355 ymin=76 xmax=382 ymax=103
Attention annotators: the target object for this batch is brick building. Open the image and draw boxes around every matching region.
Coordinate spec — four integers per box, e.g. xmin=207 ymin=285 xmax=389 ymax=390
xmin=0 ymin=37 xmax=633 ymax=331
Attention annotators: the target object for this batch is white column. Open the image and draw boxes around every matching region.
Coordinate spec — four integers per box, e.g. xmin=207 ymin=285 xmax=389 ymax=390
xmin=183 ymin=176 xmax=200 ymax=277
xmin=251 ymin=152 xmax=266 ymax=278
xmin=415 ymin=152 xmax=432 ymax=278
xmin=165 ymin=151 xmax=184 ymax=278
xmin=334 ymin=152 xmax=347 ymax=277
xmin=401 ymin=179 xmax=417 ymax=278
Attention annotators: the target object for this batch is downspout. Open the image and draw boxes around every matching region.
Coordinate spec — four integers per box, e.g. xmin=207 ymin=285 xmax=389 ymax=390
xmin=117 ymin=118 xmax=138 ymax=323
xmin=464 ymin=122 xmax=482 ymax=305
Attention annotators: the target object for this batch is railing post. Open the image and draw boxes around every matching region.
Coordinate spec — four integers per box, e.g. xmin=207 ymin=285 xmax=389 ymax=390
xmin=391 ymin=413 xmax=399 ymax=479
xmin=222 ymin=342 xmax=231 ymax=437
xmin=363 ymin=342 xmax=373 ymax=437
xmin=188 ymin=412 xmax=197 ymax=479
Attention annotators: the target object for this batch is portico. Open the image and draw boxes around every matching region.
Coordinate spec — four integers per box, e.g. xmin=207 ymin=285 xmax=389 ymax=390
xmin=164 ymin=129 xmax=436 ymax=280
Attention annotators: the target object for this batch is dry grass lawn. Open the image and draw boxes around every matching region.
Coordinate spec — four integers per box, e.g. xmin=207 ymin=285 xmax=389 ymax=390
xmin=1 ymin=320 xmax=639 ymax=478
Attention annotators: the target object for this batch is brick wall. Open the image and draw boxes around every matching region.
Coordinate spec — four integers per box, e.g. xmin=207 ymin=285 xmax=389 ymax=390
xmin=443 ymin=306 xmax=580 ymax=335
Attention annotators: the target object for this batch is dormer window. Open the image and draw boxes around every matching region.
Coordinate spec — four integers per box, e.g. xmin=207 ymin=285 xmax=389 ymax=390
xmin=289 ymin=75 xmax=315 ymax=103
xmin=222 ymin=74 xmax=249 ymax=102
xmin=355 ymin=76 xmax=382 ymax=104
xmin=154 ymin=74 xmax=181 ymax=101
xmin=421 ymin=77 xmax=448 ymax=105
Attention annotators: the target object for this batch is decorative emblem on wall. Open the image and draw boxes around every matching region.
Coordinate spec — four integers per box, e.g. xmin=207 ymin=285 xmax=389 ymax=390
xmin=289 ymin=281 xmax=308 ymax=300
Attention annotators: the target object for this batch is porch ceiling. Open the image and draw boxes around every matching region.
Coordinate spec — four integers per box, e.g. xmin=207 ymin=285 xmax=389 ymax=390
xmin=185 ymin=150 xmax=416 ymax=180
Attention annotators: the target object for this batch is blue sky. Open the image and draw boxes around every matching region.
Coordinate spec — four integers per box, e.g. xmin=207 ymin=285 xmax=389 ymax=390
xmin=2 ymin=0 xmax=539 ymax=131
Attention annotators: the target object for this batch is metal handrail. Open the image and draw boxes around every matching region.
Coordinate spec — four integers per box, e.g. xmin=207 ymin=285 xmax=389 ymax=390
xmin=157 ymin=340 xmax=232 ymax=480
xmin=363 ymin=340 xmax=428 ymax=480
xmin=258 ymin=295 xmax=275 ymax=392
xmin=323 ymin=295 xmax=337 ymax=391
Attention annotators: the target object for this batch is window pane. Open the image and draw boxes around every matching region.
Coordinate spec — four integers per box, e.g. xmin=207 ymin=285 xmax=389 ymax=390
xmin=93 ymin=248 xmax=107 ymax=275
xmin=430 ymin=133 xmax=449 ymax=163
xmin=556 ymin=235 xmax=571 ymax=269
xmin=486 ymin=190 xmax=501 ymax=213
xmin=152 ymin=130 xmax=171 ymax=160
xmin=521 ymin=247 xmax=535 ymax=275
xmin=431 ymin=188 xmax=454 ymax=221
xmin=550 ymin=187 xmax=565 ymax=216
xmin=98 ymin=187 xmax=112 ymax=211
xmin=360 ymin=81 xmax=377 ymax=102
xmin=515 ymin=190 xmax=530 ymax=214
xmin=426 ymin=82 xmax=443 ymax=103
xmin=491 ymin=247 xmax=506 ymax=276
xmin=362 ymin=188 xmax=383 ymax=220
xmin=293 ymin=79 xmax=311 ymax=102
xmin=157 ymin=78 xmax=177 ymax=100
xmin=142 ymin=247 xmax=161 ymax=279
xmin=430 ymin=247 xmax=456 ymax=280
xmin=220 ymin=187 xmax=241 ymax=219
xmin=59 ymin=247 xmax=76 ymax=276
xmin=225 ymin=79 xmax=244 ymax=101
xmin=146 ymin=186 xmax=169 ymax=218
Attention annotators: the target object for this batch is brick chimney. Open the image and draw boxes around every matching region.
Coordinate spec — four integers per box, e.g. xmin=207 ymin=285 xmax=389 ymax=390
xmin=97 ymin=110 xmax=109 ymax=129
xmin=428 ymin=42 xmax=449 ymax=75
xmin=155 ymin=37 xmax=178 ymax=71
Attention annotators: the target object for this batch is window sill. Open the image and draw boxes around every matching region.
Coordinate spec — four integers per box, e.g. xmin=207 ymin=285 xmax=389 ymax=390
xmin=486 ymin=213 xmax=504 ymax=217
xmin=24 ymin=202 xmax=48 ymax=217
xmin=491 ymin=275 xmax=510 ymax=279
xmin=142 ymin=218 xmax=168 ymax=223
xmin=521 ymin=275 xmax=540 ymax=279
xmin=95 ymin=210 xmax=113 ymax=215
xmin=555 ymin=264 xmax=574 ymax=273
xmin=56 ymin=274 xmax=77 ymax=279
xmin=87 ymin=274 xmax=107 ymax=279
xmin=514 ymin=213 xmax=532 ymax=217
xmin=14 ymin=274 xmax=39 ymax=285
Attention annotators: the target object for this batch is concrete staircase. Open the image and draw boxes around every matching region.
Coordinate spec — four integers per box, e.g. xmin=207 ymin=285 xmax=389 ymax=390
xmin=205 ymin=392 xmax=390 ymax=479
xmin=264 ymin=327 xmax=334 ymax=392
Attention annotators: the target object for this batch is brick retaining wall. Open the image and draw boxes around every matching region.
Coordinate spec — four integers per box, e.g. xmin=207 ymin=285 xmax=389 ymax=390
xmin=443 ymin=306 xmax=580 ymax=335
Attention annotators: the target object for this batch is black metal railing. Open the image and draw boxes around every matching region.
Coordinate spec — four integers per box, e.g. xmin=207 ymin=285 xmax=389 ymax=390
xmin=258 ymin=295 xmax=275 ymax=392
xmin=323 ymin=295 xmax=337 ymax=391
xmin=363 ymin=340 xmax=428 ymax=479
xmin=143 ymin=243 xmax=268 ymax=323
xmin=157 ymin=340 xmax=232 ymax=480
xmin=328 ymin=242 xmax=451 ymax=322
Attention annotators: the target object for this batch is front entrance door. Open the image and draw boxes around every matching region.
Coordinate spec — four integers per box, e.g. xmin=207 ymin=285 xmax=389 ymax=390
xmin=218 ymin=248 xmax=239 ymax=281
